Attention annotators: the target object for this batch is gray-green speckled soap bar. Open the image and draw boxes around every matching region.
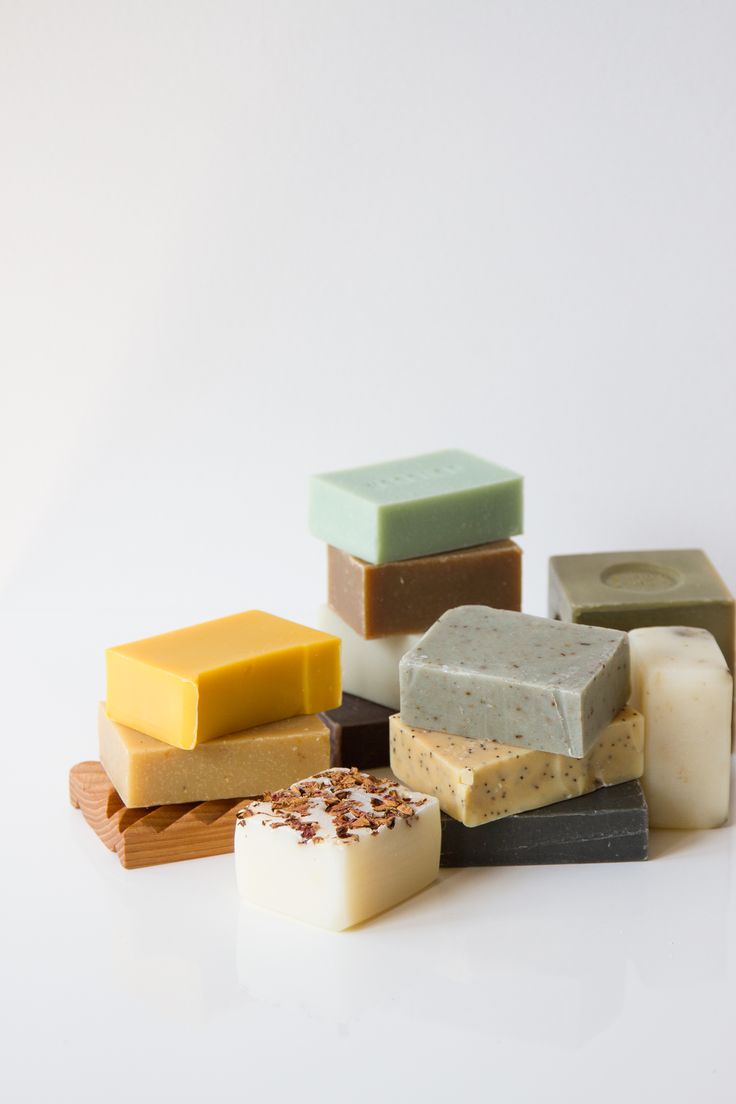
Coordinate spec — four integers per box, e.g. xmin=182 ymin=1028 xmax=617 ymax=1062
xmin=399 ymin=606 xmax=630 ymax=758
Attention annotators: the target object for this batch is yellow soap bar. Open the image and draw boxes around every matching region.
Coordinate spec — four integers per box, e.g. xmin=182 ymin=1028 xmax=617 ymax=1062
xmin=98 ymin=704 xmax=330 ymax=807
xmin=106 ymin=610 xmax=341 ymax=750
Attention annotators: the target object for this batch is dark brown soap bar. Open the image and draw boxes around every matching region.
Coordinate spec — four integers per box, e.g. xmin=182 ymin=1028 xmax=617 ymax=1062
xmin=327 ymin=539 xmax=522 ymax=638
xmin=319 ymin=692 xmax=393 ymax=769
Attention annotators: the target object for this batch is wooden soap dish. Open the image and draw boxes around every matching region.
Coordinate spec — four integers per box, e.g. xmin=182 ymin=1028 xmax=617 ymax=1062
xmin=69 ymin=761 xmax=252 ymax=869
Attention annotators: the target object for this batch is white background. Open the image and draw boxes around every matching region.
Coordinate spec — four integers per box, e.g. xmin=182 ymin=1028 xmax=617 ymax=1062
xmin=2 ymin=3 xmax=735 ymax=1101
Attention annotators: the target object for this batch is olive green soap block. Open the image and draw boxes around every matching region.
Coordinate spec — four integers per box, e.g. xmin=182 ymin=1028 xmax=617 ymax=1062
xmin=400 ymin=606 xmax=630 ymax=758
xmin=549 ymin=549 xmax=734 ymax=670
xmin=308 ymin=450 xmax=523 ymax=564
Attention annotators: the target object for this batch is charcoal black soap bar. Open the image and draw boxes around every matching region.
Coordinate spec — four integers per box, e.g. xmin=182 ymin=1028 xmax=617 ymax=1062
xmin=320 ymin=692 xmax=393 ymax=769
xmin=440 ymin=780 xmax=648 ymax=867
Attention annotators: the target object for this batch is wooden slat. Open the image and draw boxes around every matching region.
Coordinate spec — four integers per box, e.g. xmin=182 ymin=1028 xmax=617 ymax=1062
xmin=69 ymin=761 xmax=253 ymax=869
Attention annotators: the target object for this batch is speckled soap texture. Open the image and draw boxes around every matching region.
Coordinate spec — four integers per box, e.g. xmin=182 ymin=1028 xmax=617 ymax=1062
xmin=399 ymin=606 xmax=630 ymax=758
xmin=309 ymin=450 xmax=523 ymax=564
xmin=390 ymin=707 xmax=644 ymax=826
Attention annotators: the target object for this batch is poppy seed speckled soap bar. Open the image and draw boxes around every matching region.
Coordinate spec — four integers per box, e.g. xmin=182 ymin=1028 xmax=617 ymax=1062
xmin=309 ymin=450 xmax=523 ymax=564
xmin=399 ymin=606 xmax=630 ymax=758
xmin=390 ymin=707 xmax=643 ymax=826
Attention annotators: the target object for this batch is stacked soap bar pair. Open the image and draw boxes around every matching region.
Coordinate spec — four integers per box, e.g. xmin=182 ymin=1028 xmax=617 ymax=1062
xmin=312 ymin=450 xmax=524 ymax=767
xmin=390 ymin=605 xmax=648 ymax=862
xmin=71 ymin=611 xmax=342 ymax=867
xmin=550 ymin=550 xmax=734 ymax=829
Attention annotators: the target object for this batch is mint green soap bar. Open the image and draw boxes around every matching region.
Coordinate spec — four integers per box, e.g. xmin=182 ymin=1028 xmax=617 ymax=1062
xmin=308 ymin=450 xmax=523 ymax=564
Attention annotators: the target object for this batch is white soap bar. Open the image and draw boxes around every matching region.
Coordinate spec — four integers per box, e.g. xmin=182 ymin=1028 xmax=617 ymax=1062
xmin=235 ymin=767 xmax=440 ymax=930
xmin=629 ymin=626 xmax=732 ymax=829
xmin=317 ymin=604 xmax=421 ymax=709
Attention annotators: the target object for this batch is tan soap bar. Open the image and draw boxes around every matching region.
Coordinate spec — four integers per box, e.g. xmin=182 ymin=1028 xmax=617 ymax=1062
xmin=327 ymin=540 xmax=522 ymax=638
xmin=390 ymin=707 xmax=644 ymax=827
xmin=98 ymin=704 xmax=330 ymax=808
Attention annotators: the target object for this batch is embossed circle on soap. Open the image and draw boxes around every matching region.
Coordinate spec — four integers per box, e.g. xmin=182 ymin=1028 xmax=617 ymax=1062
xmin=600 ymin=562 xmax=682 ymax=592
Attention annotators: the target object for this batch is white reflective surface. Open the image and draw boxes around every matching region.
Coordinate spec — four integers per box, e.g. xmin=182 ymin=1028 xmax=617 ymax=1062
xmin=5 ymin=652 xmax=735 ymax=1104
xmin=3 ymin=1 xmax=736 ymax=1099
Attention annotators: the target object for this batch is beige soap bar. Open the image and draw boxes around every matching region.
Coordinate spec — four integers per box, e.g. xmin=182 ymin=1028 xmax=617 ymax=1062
xmin=389 ymin=707 xmax=644 ymax=826
xmin=629 ymin=626 xmax=732 ymax=828
xmin=98 ymin=704 xmax=330 ymax=808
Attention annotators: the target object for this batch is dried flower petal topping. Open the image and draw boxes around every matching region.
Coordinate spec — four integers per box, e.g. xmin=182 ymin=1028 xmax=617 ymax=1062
xmin=235 ymin=767 xmax=427 ymax=844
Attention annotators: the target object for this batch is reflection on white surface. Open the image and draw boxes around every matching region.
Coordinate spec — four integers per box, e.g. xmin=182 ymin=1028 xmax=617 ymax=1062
xmin=7 ymin=740 xmax=736 ymax=1103
xmin=635 ymin=828 xmax=732 ymax=988
xmin=5 ymin=0 xmax=736 ymax=1094
xmin=236 ymin=797 xmax=734 ymax=1050
xmin=98 ymin=854 xmax=243 ymax=1022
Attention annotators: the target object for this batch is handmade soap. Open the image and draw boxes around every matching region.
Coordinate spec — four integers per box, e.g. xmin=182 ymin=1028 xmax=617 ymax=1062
xmin=317 ymin=604 xmax=419 ymax=709
xmin=69 ymin=761 xmax=248 ymax=869
xmin=440 ymin=781 xmax=648 ymax=866
xmin=98 ymin=704 xmax=330 ymax=808
xmin=549 ymin=549 xmax=734 ymax=670
xmin=390 ymin=707 xmax=643 ymax=826
xmin=400 ymin=606 xmax=630 ymax=757
xmin=309 ymin=450 xmax=523 ymax=564
xmin=327 ymin=540 xmax=522 ymax=638
xmin=320 ymin=693 xmax=393 ymax=769
xmin=629 ymin=626 xmax=732 ymax=828
xmin=234 ymin=767 xmax=440 ymax=930
xmin=106 ymin=610 xmax=341 ymax=750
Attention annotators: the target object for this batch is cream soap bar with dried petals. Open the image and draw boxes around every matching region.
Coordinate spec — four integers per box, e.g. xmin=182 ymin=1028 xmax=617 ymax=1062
xmin=235 ymin=768 xmax=440 ymax=930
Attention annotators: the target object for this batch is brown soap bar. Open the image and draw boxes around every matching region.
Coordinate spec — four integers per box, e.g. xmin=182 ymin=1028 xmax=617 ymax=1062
xmin=327 ymin=539 xmax=522 ymax=638
xmin=69 ymin=761 xmax=251 ymax=869
xmin=319 ymin=692 xmax=393 ymax=768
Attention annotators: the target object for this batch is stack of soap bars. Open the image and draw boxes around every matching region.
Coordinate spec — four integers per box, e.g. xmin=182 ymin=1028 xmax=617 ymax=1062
xmin=70 ymin=449 xmax=735 ymax=934
xmin=549 ymin=550 xmax=734 ymax=828
xmin=311 ymin=449 xmax=524 ymax=766
xmin=70 ymin=611 xmax=341 ymax=868
xmin=391 ymin=604 xmax=647 ymax=864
